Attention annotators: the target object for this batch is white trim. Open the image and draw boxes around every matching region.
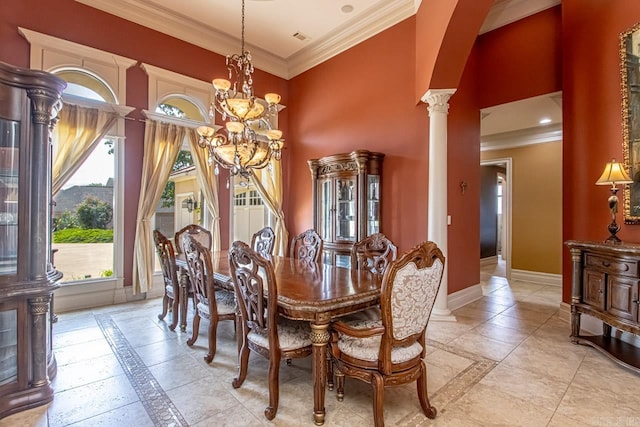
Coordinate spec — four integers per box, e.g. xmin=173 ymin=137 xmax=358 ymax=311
xmin=559 ymin=302 xmax=571 ymax=323
xmin=511 ymin=269 xmax=562 ymax=286
xmin=62 ymin=94 xmax=135 ymax=116
xmin=447 ymin=284 xmax=484 ymax=312
xmin=479 ymin=0 xmax=560 ymax=34
xmin=480 ymin=256 xmax=498 ymax=267
xmin=481 ymin=124 xmax=562 ymax=151
xmin=19 ymin=27 xmax=136 ymax=105
xmin=141 ymin=109 xmax=215 ymax=130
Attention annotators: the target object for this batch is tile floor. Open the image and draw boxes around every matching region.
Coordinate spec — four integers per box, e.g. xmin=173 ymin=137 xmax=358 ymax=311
xmin=3 ymin=260 xmax=640 ymax=426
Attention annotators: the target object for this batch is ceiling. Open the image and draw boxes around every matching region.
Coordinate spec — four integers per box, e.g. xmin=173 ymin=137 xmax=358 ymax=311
xmin=75 ymin=0 xmax=562 ymax=144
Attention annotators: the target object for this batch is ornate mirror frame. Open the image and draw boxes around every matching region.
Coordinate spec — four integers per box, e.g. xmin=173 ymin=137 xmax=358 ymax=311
xmin=622 ymin=22 xmax=640 ymax=223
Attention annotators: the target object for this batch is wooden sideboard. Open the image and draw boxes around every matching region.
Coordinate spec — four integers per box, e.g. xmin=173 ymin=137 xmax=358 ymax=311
xmin=566 ymin=240 xmax=640 ymax=373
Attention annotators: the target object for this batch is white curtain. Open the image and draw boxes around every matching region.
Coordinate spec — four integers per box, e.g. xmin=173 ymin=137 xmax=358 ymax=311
xmin=52 ymin=104 xmax=118 ymax=195
xmin=132 ymin=120 xmax=185 ymax=294
xmin=250 ymin=159 xmax=288 ymax=256
xmin=187 ymin=129 xmax=221 ymax=252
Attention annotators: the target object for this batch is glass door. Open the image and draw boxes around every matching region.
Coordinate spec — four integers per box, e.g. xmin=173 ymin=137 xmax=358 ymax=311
xmin=319 ymin=179 xmax=333 ymax=241
xmin=367 ymin=175 xmax=381 ymax=235
xmin=335 ymin=178 xmax=356 ymax=242
xmin=0 ymin=119 xmax=19 ymax=276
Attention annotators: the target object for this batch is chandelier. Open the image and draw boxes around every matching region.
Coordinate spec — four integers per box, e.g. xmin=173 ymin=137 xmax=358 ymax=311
xmin=197 ymin=0 xmax=284 ymax=179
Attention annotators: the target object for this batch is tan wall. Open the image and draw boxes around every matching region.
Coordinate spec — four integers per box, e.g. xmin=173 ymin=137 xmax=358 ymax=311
xmin=481 ymin=140 xmax=562 ymax=274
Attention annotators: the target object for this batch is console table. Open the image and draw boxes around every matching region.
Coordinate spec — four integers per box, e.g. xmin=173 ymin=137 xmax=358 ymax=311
xmin=566 ymin=240 xmax=640 ymax=373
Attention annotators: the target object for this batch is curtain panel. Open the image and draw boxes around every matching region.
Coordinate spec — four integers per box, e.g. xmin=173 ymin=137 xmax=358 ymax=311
xmin=250 ymin=159 xmax=288 ymax=256
xmin=52 ymin=104 xmax=118 ymax=195
xmin=132 ymin=120 xmax=185 ymax=294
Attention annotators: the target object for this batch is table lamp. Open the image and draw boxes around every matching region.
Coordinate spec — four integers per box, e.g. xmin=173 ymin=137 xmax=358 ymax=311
xmin=595 ymin=159 xmax=634 ymax=243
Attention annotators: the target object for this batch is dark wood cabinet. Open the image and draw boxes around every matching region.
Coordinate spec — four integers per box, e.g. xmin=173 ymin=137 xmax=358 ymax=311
xmin=308 ymin=150 xmax=383 ymax=267
xmin=0 ymin=61 xmax=65 ymax=418
xmin=566 ymin=240 xmax=640 ymax=373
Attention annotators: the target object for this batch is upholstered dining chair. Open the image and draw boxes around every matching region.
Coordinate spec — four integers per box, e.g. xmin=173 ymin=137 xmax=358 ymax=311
xmin=251 ymin=226 xmax=276 ymax=257
xmin=182 ymin=234 xmax=237 ymax=363
xmin=290 ymin=229 xmax=323 ymax=263
xmin=174 ymin=224 xmax=212 ymax=254
xmin=153 ymin=229 xmax=180 ymax=331
xmin=329 ymin=241 xmax=445 ymax=427
xmin=228 ymin=241 xmax=312 ymax=421
xmin=351 ymin=233 xmax=398 ymax=275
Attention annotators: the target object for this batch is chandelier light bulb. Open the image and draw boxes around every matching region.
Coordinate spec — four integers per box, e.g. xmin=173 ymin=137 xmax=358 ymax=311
xmin=197 ymin=125 xmax=216 ymax=138
xmin=264 ymin=93 xmax=281 ymax=105
xmin=213 ymin=78 xmax=231 ymax=92
xmin=266 ymin=129 xmax=282 ymax=140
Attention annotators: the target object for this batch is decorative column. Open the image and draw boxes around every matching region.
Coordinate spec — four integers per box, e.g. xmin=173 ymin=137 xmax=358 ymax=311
xmin=422 ymin=89 xmax=457 ymax=322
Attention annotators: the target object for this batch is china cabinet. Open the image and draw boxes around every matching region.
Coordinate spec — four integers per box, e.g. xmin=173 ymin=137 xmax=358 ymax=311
xmin=308 ymin=150 xmax=384 ymax=266
xmin=0 ymin=61 xmax=65 ymax=418
xmin=566 ymin=240 xmax=640 ymax=374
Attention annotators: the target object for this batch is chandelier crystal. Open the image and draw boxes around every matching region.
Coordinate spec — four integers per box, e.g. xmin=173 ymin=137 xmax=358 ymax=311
xmin=197 ymin=0 xmax=284 ymax=178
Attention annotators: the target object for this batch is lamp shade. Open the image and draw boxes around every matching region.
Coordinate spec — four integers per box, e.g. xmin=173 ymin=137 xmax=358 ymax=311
xmin=595 ymin=159 xmax=633 ymax=185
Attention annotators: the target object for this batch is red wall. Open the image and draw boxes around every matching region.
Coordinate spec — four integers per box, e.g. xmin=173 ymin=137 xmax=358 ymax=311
xmin=562 ymin=0 xmax=640 ymax=302
xmin=1 ymin=0 xmax=289 ymax=287
xmin=287 ymin=17 xmax=430 ymax=253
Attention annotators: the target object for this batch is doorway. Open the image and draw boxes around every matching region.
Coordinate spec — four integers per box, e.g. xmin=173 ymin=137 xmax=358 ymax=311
xmin=480 ymin=158 xmax=512 ymax=280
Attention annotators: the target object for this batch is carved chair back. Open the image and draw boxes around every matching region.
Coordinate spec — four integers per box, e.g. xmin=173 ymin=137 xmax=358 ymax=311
xmin=153 ymin=229 xmax=179 ymax=291
xmin=175 ymin=224 xmax=212 ymax=254
xmin=251 ymin=226 xmax=276 ymax=257
xmin=182 ymin=234 xmax=216 ymax=315
xmin=290 ymin=229 xmax=323 ymax=263
xmin=229 ymin=241 xmax=278 ymax=344
xmin=351 ymin=233 xmax=398 ymax=275
xmin=378 ymin=241 xmax=444 ymax=374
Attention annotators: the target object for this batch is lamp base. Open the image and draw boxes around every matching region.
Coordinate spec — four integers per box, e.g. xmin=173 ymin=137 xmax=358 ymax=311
xmin=605 ymin=222 xmax=622 ymax=244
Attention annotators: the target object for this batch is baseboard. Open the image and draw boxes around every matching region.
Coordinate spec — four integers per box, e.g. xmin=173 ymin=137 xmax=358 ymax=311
xmin=480 ymin=256 xmax=498 ymax=267
xmin=559 ymin=302 xmax=571 ymax=323
xmin=511 ymin=269 xmax=562 ymax=286
xmin=54 ymin=273 xmax=165 ymax=313
xmin=448 ymin=284 xmax=483 ymax=311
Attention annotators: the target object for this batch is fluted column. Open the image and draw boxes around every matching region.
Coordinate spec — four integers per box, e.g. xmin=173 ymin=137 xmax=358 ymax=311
xmin=422 ymin=89 xmax=457 ymax=322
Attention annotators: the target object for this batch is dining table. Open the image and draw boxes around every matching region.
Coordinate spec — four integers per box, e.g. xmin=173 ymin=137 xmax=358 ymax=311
xmin=174 ymin=250 xmax=382 ymax=425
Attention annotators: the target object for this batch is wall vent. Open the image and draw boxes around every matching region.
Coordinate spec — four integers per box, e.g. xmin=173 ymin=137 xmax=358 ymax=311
xmin=292 ymin=32 xmax=310 ymax=41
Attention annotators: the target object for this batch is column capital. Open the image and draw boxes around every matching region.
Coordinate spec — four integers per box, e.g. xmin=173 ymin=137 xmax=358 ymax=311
xmin=421 ymin=88 xmax=457 ymax=115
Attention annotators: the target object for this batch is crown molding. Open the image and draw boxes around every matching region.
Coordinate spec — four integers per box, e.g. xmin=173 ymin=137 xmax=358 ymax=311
xmin=479 ymin=0 xmax=560 ymax=34
xmin=75 ymin=0 xmax=416 ymax=80
xmin=481 ymin=123 xmax=562 ymax=151
xmin=287 ymin=0 xmax=416 ymax=78
xmin=74 ymin=0 xmax=288 ymax=78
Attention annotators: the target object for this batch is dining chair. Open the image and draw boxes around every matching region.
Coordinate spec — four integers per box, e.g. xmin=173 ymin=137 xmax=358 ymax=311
xmin=351 ymin=233 xmax=398 ymax=275
xmin=251 ymin=226 xmax=276 ymax=257
xmin=182 ymin=234 xmax=237 ymax=363
xmin=174 ymin=224 xmax=212 ymax=254
xmin=329 ymin=241 xmax=445 ymax=427
xmin=290 ymin=229 xmax=323 ymax=263
xmin=153 ymin=229 xmax=180 ymax=331
xmin=228 ymin=240 xmax=313 ymax=421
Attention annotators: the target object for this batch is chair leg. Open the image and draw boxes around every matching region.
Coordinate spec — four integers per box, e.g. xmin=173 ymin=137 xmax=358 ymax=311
xmin=232 ymin=333 xmax=250 ymax=389
xmin=371 ymin=372 xmax=385 ymax=427
xmin=327 ymin=350 xmax=334 ymax=391
xmin=264 ymin=353 xmax=281 ymax=420
xmin=169 ymin=295 xmax=179 ymax=331
xmin=417 ymin=360 xmax=437 ymax=419
xmin=205 ymin=316 xmax=217 ymax=363
xmin=187 ymin=311 xmax=200 ymax=346
xmin=158 ymin=294 xmax=169 ymax=321
xmin=335 ymin=370 xmax=345 ymax=402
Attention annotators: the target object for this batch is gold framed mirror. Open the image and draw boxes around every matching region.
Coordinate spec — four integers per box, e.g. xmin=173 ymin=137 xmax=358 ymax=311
xmin=622 ymin=22 xmax=640 ymax=223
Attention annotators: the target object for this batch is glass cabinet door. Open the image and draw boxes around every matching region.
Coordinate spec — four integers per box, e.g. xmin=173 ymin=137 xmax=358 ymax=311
xmin=367 ymin=175 xmax=381 ymax=235
xmin=335 ymin=177 xmax=356 ymax=241
xmin=0 ymin=308 xmax=17 ymax=387
xmin=0 ymin=119 xmax=19 ymax=276
xmin=319 ymin=179 xmax=333 ymax=241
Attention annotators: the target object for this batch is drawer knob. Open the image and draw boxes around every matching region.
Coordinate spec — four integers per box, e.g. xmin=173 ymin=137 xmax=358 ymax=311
xmin=602 ymin=261 xmax=610 ymax=267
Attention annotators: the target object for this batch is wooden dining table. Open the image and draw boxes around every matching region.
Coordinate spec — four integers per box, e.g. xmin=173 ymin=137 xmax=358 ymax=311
xmin=175 ymin=250 xmax=382 ymax=425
